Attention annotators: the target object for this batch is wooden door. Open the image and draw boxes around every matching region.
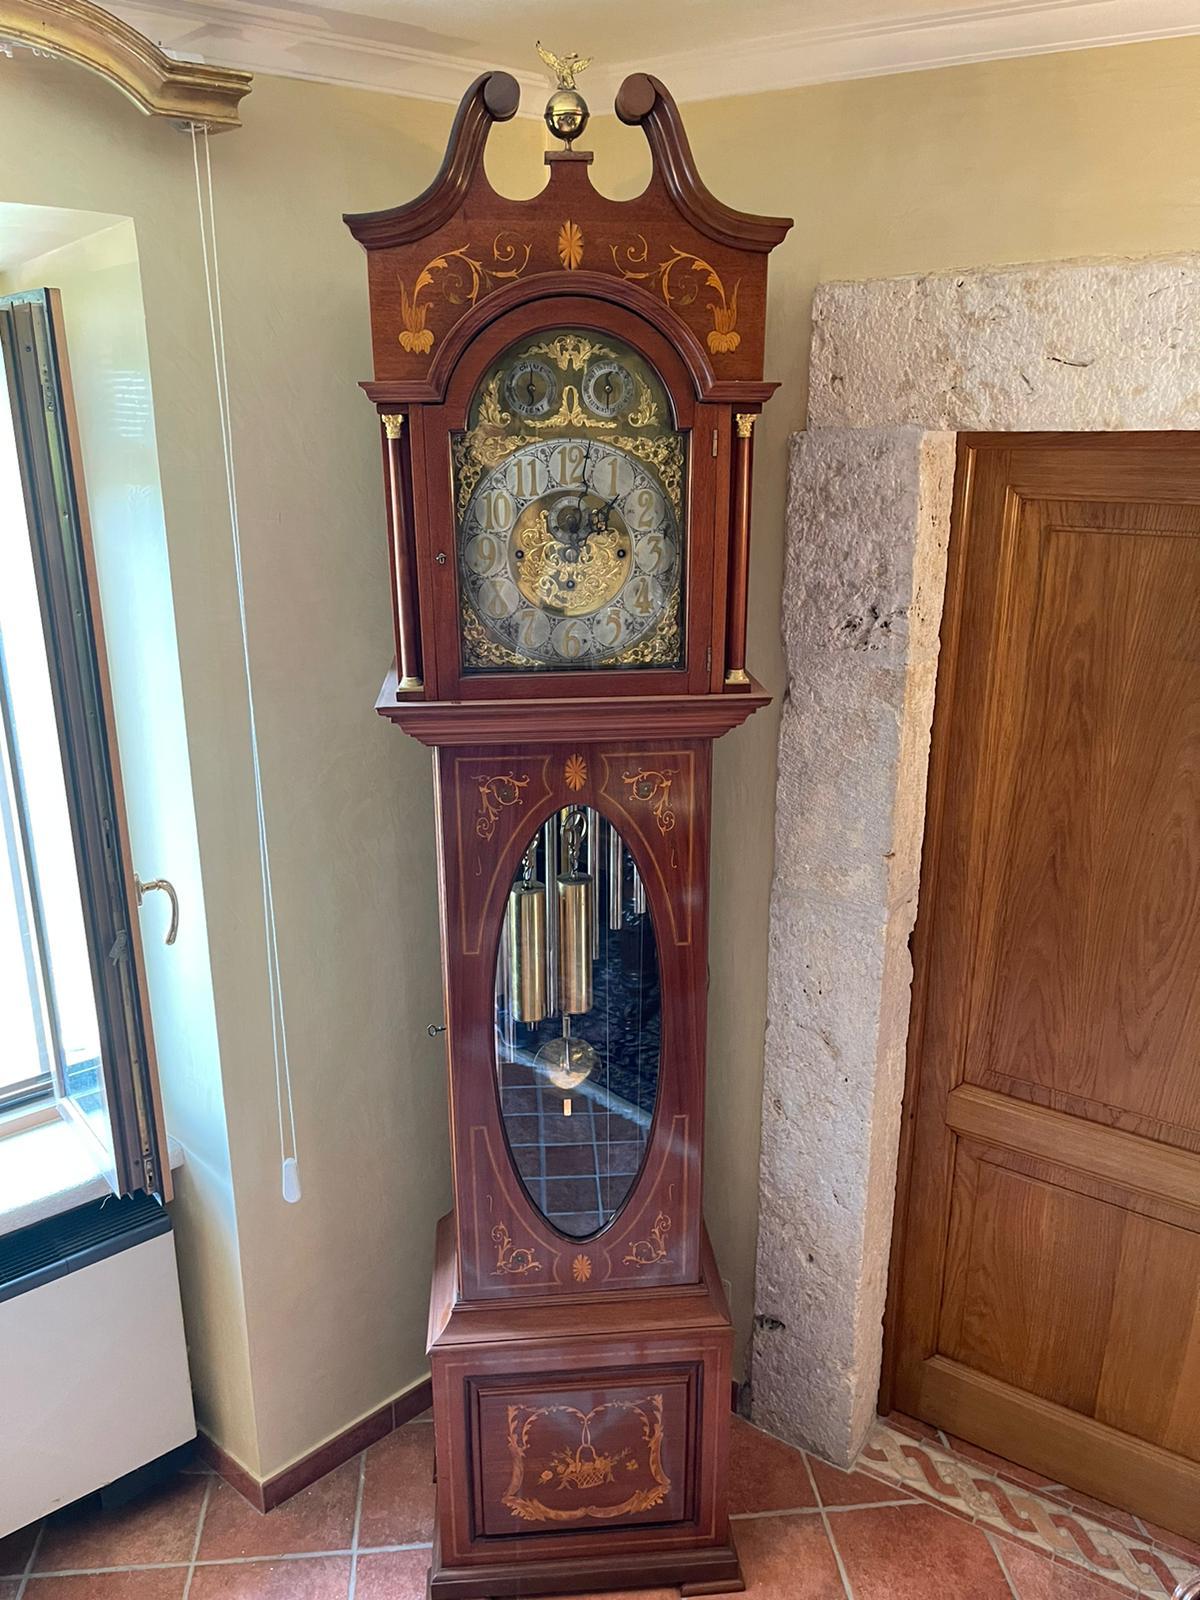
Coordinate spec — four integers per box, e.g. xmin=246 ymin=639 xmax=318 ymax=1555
xmin=888 ymin=433 xmax=1200 ymax=1538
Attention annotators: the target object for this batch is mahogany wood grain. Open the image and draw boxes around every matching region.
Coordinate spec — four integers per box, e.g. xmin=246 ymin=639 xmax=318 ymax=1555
xmin=427 ymin=1213 xmax=742 ymax=1597
xmin=614 ymin=75 xmax=791 ymax=252
xmin=947 ymin=1084 xmax=1200 ymax=1210
xmin=376 ymin=671 xmax=769 ymax=744
xmin=342 ymin=71 xmax=520 ymax=248
xmin=887 ymin=433 xmax=1200 ymax=1539
xmin=919 ymin=1356 xmax=1200 ymax=1540
xmin=432 ymin=738 xmax=712 ymax=1301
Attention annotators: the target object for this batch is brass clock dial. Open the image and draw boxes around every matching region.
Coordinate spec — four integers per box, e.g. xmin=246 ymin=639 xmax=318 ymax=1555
xmin=506 ymin=357 xmax=558 ymax=418
xmin=453 ymin=331 xmax=685 ymax=673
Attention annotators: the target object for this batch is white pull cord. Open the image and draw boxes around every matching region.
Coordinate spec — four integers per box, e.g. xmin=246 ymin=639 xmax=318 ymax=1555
xmin=191 ymin=122 xmax=301 ymax=1204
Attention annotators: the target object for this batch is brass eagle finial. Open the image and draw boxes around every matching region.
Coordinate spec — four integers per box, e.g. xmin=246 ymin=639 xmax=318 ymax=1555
xmin=535 ymin=41 xmax=593 ymax=90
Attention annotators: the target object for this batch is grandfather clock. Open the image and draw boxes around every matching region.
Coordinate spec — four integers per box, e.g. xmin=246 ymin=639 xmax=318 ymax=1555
xmin=345 ymin=54 xmax=790 ymax=1599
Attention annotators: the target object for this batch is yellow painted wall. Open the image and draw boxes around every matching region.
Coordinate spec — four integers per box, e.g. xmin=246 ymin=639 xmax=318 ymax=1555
xmin=3 ymin=32 xmax=1199 ymax=1476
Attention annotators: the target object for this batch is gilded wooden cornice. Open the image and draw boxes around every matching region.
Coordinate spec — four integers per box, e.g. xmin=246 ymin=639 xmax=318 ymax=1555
xmin=0 ymin=0 xmax=253 ymax=129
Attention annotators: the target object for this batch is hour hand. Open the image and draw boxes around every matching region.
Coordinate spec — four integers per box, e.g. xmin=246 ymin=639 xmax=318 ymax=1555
xmin=587 ymin=493 xmax=621 ymax=538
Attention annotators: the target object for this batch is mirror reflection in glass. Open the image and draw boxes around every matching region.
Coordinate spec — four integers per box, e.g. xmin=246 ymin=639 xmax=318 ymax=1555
xmin=495 ymin=808 xmax=661 ymax=1239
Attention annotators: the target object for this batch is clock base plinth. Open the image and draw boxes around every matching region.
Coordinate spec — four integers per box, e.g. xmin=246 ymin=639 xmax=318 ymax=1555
xmin=426 ymin=1530 xmax=744 ymax=1600
xmin=426 ymin=1213 xmax=744 ymax=1600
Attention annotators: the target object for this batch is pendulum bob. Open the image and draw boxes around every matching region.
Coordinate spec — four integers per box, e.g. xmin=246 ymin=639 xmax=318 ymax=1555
xmin=556 ymin=871 xmax=593 ymax=1016
xmin=507 ymin=878 xmax=547 ymax=1024
xmin=534 ymin=1033 xmax=598 ymax=1093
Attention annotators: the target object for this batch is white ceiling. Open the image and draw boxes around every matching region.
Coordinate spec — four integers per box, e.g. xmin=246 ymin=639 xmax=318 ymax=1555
xmin=106 ymin=0 xmax=1200 ymax=109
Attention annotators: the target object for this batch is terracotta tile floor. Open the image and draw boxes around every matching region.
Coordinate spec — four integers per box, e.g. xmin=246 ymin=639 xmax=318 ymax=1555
xmin=2 ymin=1413 xmax=1197 ymax=1599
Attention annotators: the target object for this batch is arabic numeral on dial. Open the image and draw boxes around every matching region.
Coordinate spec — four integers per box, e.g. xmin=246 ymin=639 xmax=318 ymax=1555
xmin=479 ymin=489 xmax=516 ymax=532
xmin=552 ymin=443 xmax=587 ymax=487
xmin=634 ymin=532 xmax=667 ymax=574
xmin=478 ymin=577 xmax=519 ymax=619
xmin=516 ymin=607 xmax=551 ymax=650
xmin=627 ymin=574 xmax=656 ymax=617
xmin=593 ymin=608 xmax=625 ymax=649
xmin=508 ymin=454 xmax=547 ymax=499
xmin=551 ymin=617 xmax=589 ymax=659
xmin=464 ymin=532 xmax=505 ymax=576
xmin=628 ymin=486 xmax=663 ymax=532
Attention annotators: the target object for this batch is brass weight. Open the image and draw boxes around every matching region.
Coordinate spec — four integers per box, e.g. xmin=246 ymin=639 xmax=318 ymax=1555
xmin=556 ymin=806 xmax=593 ymax=1016
xmin=556 ymin=871 xmax=593 ymax=1015
xmin=507 ymin=877 xmax=546 ymax=1024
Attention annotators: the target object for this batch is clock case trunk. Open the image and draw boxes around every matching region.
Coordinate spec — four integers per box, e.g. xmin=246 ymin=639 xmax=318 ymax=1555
xmin=426 ymin=734 xmax=739 ymax=1597
xmin=344 ymin=66 xmax=791 ymax=1600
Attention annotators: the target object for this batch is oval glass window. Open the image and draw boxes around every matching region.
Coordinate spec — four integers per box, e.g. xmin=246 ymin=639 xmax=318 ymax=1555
xmin=494 ymin=806 xmax=661 ymax=1239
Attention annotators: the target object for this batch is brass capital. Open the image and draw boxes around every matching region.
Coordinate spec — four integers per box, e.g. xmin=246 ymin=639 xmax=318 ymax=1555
xmin=735 ymin=413 xmax=757 ymax=439
xmin=381 ymin=412 xmax=405 ymax=440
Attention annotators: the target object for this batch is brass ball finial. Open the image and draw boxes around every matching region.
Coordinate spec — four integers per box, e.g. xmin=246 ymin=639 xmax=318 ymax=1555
xmin=535 ymin=41 xmax=592 ymax=147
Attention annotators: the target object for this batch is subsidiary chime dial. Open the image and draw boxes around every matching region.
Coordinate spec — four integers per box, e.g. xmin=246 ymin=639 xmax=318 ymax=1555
xmin=455 ymin=331 xmax=685 ymax=670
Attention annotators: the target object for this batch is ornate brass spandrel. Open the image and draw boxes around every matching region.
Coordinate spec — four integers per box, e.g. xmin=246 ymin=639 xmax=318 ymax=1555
xmin=503 ymin=1394 xmax=670 ymax=1523
xmin=526 ymin=334 xmax=616 ymax=371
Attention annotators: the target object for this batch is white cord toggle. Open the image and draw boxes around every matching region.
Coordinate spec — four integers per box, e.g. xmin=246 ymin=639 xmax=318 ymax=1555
xmin=191 ymin=122 xmax=301 ymax=1205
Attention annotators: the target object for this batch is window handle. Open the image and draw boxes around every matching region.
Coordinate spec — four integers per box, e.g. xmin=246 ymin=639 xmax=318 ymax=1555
xmin=135 ymin=876 xmax=179 ymax=945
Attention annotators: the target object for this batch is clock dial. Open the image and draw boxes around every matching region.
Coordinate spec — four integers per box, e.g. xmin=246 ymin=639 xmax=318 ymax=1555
xmin=453 ymin=330 xmax=686 ymax=672
xmin=582 ymin=359 xmax=632 ymax=418
xmin=506 ymin=358 xmax=558 ymax=418
xmin=460 ymin=438 xmax=678 ymax=667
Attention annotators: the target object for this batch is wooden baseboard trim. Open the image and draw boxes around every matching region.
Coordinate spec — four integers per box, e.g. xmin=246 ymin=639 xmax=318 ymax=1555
xmin=199 ymin=1376 xmax=433 ymax=1511
xmin=919 ymin=1356 xmax=1200 ymax=1542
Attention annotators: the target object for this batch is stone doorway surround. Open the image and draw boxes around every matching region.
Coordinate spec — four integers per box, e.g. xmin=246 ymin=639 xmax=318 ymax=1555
xmin=752 ymin=253 xmax=1200 ymax=1466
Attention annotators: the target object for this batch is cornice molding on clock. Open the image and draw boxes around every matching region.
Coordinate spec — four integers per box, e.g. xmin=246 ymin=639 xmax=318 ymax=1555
xmin=101 ymin=0 xmax=1200 ymax=111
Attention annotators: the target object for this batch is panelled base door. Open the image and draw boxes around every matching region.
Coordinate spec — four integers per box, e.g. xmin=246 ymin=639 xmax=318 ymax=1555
xmin=889 ymin=434 xmax=1200 ymax=1541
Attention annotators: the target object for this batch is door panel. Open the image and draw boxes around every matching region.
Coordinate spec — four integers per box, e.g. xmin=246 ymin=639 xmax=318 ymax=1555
xmin=890 ymin=434 xmax=1200 ymax=1538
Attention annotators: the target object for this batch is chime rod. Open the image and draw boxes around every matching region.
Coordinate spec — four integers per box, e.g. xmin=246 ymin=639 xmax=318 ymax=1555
xmin=608 ymin=817 xmax=622 ymax=931
xmin=587 ymin=808 xmax=600 ymax=958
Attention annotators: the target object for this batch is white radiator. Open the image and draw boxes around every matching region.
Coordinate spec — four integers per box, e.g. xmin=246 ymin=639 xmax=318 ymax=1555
xmin=0 ymin=1196 xmax=195 ymax=1535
